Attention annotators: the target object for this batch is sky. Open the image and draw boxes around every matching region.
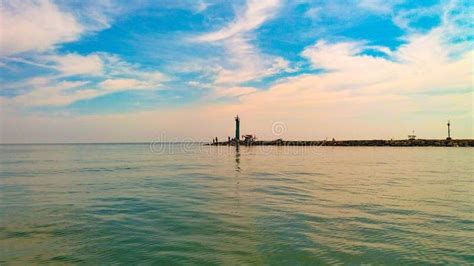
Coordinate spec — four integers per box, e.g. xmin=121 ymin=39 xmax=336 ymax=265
xmin=0 ymin=0 xmax=472 ymax=143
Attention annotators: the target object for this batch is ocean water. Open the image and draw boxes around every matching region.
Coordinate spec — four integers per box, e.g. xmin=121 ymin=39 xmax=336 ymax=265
xmin=0 ymin=144 xmax=473 ymax=264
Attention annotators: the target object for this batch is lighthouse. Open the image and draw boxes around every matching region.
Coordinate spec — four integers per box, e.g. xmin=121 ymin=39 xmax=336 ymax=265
xmin=446 ymin=121 xmax=451 ymax=140
xmin=235 ymin=115 xmax=240 ymax=145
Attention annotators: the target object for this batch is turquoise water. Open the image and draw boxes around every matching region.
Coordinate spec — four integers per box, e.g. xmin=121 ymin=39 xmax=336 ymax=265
xmin=1 ymin=144 xmax=473 ymax=264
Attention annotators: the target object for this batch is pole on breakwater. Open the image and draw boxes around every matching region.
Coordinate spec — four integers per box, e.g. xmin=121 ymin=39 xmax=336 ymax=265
xmin=446 ymin=121 xmax=451 ymax=140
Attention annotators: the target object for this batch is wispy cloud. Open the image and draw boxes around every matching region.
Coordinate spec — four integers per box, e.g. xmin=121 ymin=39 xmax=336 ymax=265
xmin=45 ymin=53 xmax=104 ymax=77
xmin=194 ymin=0 xmax=211 ymax=13
xmin=0 ymin=0 xmax=83 ymax=55
xmin=357 ymin=0 xmax=404 ymax=14
xmin=196 ymin=0 xmax=280 ymax=42
xmin=11 ymin=80 xmax=96 ymax=106
xmin=193 ymin=0 xmax=292 ymax=88
xmin=2 ymin=52 xmax=167 ymax=107
xmin=212 ymin=36 xmax=291 ymax=84
xmin=99 ymin=78 xmax=161 ymax=91
xmin=212 ymin=86 xmax=257 ymax=98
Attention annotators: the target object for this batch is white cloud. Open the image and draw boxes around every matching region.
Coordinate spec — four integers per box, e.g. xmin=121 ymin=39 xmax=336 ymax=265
xmin=46 ymin=53 xmax=104 ymax=76
xmin=187 ymin=80 xmax=214 ymax=89
xmin=100 ymin=53 xmax=167 ymax=82
xmin=99 ymin=78 xmax=158 ymax=91
xmin=392 ymin=5 xmax=439 ymax=31
xmin=194 ymin=0 xmax=290 ymax=85
xmin=194 ymin=0 xmax=211 ymax=13
xmin=301 ymin=30 xmax=471 ymax=95
xmin=196 ymin=0 xmax=280 ymax=42
xmin=213 ymin=36 xmax=291 ymax=84
xmin=0 ymin=0 xmax=83 ymax=55
xmin=63 ymin=0 xmax=113 ymax=31
xmin=302 ymin=40 xmax=368 ymax=70
xmin=12 ymin=80 xmax=99 ymax=106
xmin=300 ymin=0 xmax=473 ymax=98
xmin=187 ymin=81 xmax=202 ymax=87
xmin=358 ymin=0 xmax=404 ymax=14
xmin=305 ymin=7 xmax=321 ymax=19
xmin=213 ymin=86 xmax=257 ymax=98
xmin=8 ymin=75 xmax=162 ymax=107
xmin=387 ymin=0 xmax=472 ymax=59
xmin=3 ymin=53 xmax=166 ymax=107
xmin=138 ymin=71 xmax=167 ymax=82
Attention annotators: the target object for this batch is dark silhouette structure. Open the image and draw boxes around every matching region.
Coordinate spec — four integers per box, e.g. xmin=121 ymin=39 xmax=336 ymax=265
xmin=235 ymin=115 xmax=240 ymax=145
xmin=243 ymin=134 xmax=257 ymax=145
xmin=446 ymin=121 xmax=451 ymax=140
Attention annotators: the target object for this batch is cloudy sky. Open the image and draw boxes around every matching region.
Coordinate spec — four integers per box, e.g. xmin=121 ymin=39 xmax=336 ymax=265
xmin=0 ymin=0 xmax=472 ymax=143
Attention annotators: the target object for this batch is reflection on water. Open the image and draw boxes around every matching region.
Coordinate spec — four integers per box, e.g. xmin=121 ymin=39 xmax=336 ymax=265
xmin=235 ymin=146 xmax=241 ymax=172
xmin=0 ymin=144 xmax=473 ymax=264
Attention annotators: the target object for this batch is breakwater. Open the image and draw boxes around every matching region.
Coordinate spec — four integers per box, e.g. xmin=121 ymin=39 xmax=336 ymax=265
xmin=210 ymin=139 xmax=474 ymax=147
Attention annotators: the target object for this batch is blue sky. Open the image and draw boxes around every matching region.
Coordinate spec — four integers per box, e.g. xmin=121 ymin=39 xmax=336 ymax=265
xmin=0 ymin=0 xmax=472 ymax=142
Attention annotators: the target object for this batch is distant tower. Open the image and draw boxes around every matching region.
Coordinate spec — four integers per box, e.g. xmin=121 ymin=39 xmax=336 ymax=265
xmin=446 ymin=121 xmax=451 ymax=140
xmin=235 ymin=115 xmax=240 ymax=144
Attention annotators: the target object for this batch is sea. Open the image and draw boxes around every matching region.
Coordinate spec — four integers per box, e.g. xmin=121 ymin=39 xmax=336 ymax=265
xmin=1 ymin=144 xmax=473 ymax=264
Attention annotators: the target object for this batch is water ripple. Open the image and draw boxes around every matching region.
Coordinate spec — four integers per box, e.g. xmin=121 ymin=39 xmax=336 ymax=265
xmin=1 ymin=145 xmax=472 ymax=264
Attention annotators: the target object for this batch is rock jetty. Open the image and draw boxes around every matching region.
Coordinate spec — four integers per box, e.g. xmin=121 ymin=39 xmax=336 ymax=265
xmin=210 ymin=139 xmax=474 ymax=147
xmin=211 ymin=116 xmax=473 ymax=147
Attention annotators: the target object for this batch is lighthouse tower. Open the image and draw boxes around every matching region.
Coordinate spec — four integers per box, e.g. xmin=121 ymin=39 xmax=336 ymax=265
xmin=446 ymin=121 xmax=452 ymax=140
xmin=235 ymin=115 xmax=240 ymax=145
